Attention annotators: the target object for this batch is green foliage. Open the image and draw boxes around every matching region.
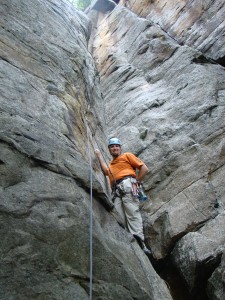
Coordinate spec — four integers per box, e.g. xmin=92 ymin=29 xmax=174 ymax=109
xmin=68 ymin=0 xmax=91 ymax=11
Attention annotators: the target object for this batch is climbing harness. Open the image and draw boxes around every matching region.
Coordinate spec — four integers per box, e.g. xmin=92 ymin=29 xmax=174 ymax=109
xmin=112 ymin=177 xmax=148 ymax=202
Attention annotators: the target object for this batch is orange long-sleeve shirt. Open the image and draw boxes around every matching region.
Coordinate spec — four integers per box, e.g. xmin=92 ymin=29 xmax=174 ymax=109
xmin=105 ymin=152 xmax=144 ymax=186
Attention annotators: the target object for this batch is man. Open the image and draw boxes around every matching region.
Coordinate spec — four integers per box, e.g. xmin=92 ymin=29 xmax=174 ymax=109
xmin=95 ymin=137 xmax=152 ymax=255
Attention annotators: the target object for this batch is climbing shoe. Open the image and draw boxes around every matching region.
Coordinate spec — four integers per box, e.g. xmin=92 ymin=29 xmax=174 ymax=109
xmin=133 ymin=235 xmax=152 ymax=256
xmin=142 ymin=243 xmax=152 ymax=256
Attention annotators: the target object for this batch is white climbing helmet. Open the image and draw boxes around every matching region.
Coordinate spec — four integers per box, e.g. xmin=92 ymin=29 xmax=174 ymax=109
xmin=108 ymin=137 xmax=122 ymax=147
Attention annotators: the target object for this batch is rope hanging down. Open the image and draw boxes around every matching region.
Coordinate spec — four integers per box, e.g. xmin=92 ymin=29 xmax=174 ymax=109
xmin=86 ymin=123 xmax=93 ymax=300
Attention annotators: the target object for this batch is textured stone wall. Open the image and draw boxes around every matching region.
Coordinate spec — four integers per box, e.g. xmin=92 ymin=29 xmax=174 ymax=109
xmin=1 ymin=0 xmax=224 ymax=299
xmin=88 ymin=1 xmax=225 ymax=299
xmin=0 ymin=0 xmax=173 ymax=299
xmin=126 ymin=0 xmax=225 ymax=64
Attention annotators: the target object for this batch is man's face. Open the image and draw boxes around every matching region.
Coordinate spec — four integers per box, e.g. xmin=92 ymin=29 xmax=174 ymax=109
xmin=109 ymin=144 xmax=121 ymax=158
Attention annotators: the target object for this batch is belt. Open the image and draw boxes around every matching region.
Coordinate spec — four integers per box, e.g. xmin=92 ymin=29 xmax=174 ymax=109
xmin=115 ymin=176 xmax=136 ymax=185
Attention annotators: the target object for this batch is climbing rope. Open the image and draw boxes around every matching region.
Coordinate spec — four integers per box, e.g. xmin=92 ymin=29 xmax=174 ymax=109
xmin=86 ymin=121 xmax=93 ymax=300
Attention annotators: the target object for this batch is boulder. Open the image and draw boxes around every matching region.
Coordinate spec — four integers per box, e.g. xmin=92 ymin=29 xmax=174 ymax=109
xmin=207 ymin=251 xmax=225 ymax=300
xmin=171 ymin=214 xmax=225 ymax=295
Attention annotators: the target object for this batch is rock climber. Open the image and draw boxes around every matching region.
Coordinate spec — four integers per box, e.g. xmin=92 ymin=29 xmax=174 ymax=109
xmin=95 ymin=137 xmax=152 ymax=256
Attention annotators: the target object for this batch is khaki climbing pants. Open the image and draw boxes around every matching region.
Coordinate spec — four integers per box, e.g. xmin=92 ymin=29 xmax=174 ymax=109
xmin=113 ymin=178 xmax=144 ymax=241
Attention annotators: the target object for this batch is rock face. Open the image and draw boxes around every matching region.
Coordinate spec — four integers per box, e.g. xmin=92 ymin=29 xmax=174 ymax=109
xmin=0 ymin=0 xmax=224 ymax=299
xmin=126 ymin=0 xmax=225 ymax=64
xmin=88 ymin=1 xmax=225 ymax=299
xmin=0 ymin=0 xmax=172 ymax=299
xmin=207 ymin=251 xmax=225 ymax=300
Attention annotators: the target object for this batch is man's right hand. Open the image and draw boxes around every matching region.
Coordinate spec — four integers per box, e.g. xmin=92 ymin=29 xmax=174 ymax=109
xmin=94 ymin=149 xmax=107 ymax=175
xmin=95 ymin=149 xmax=101 ymax=158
